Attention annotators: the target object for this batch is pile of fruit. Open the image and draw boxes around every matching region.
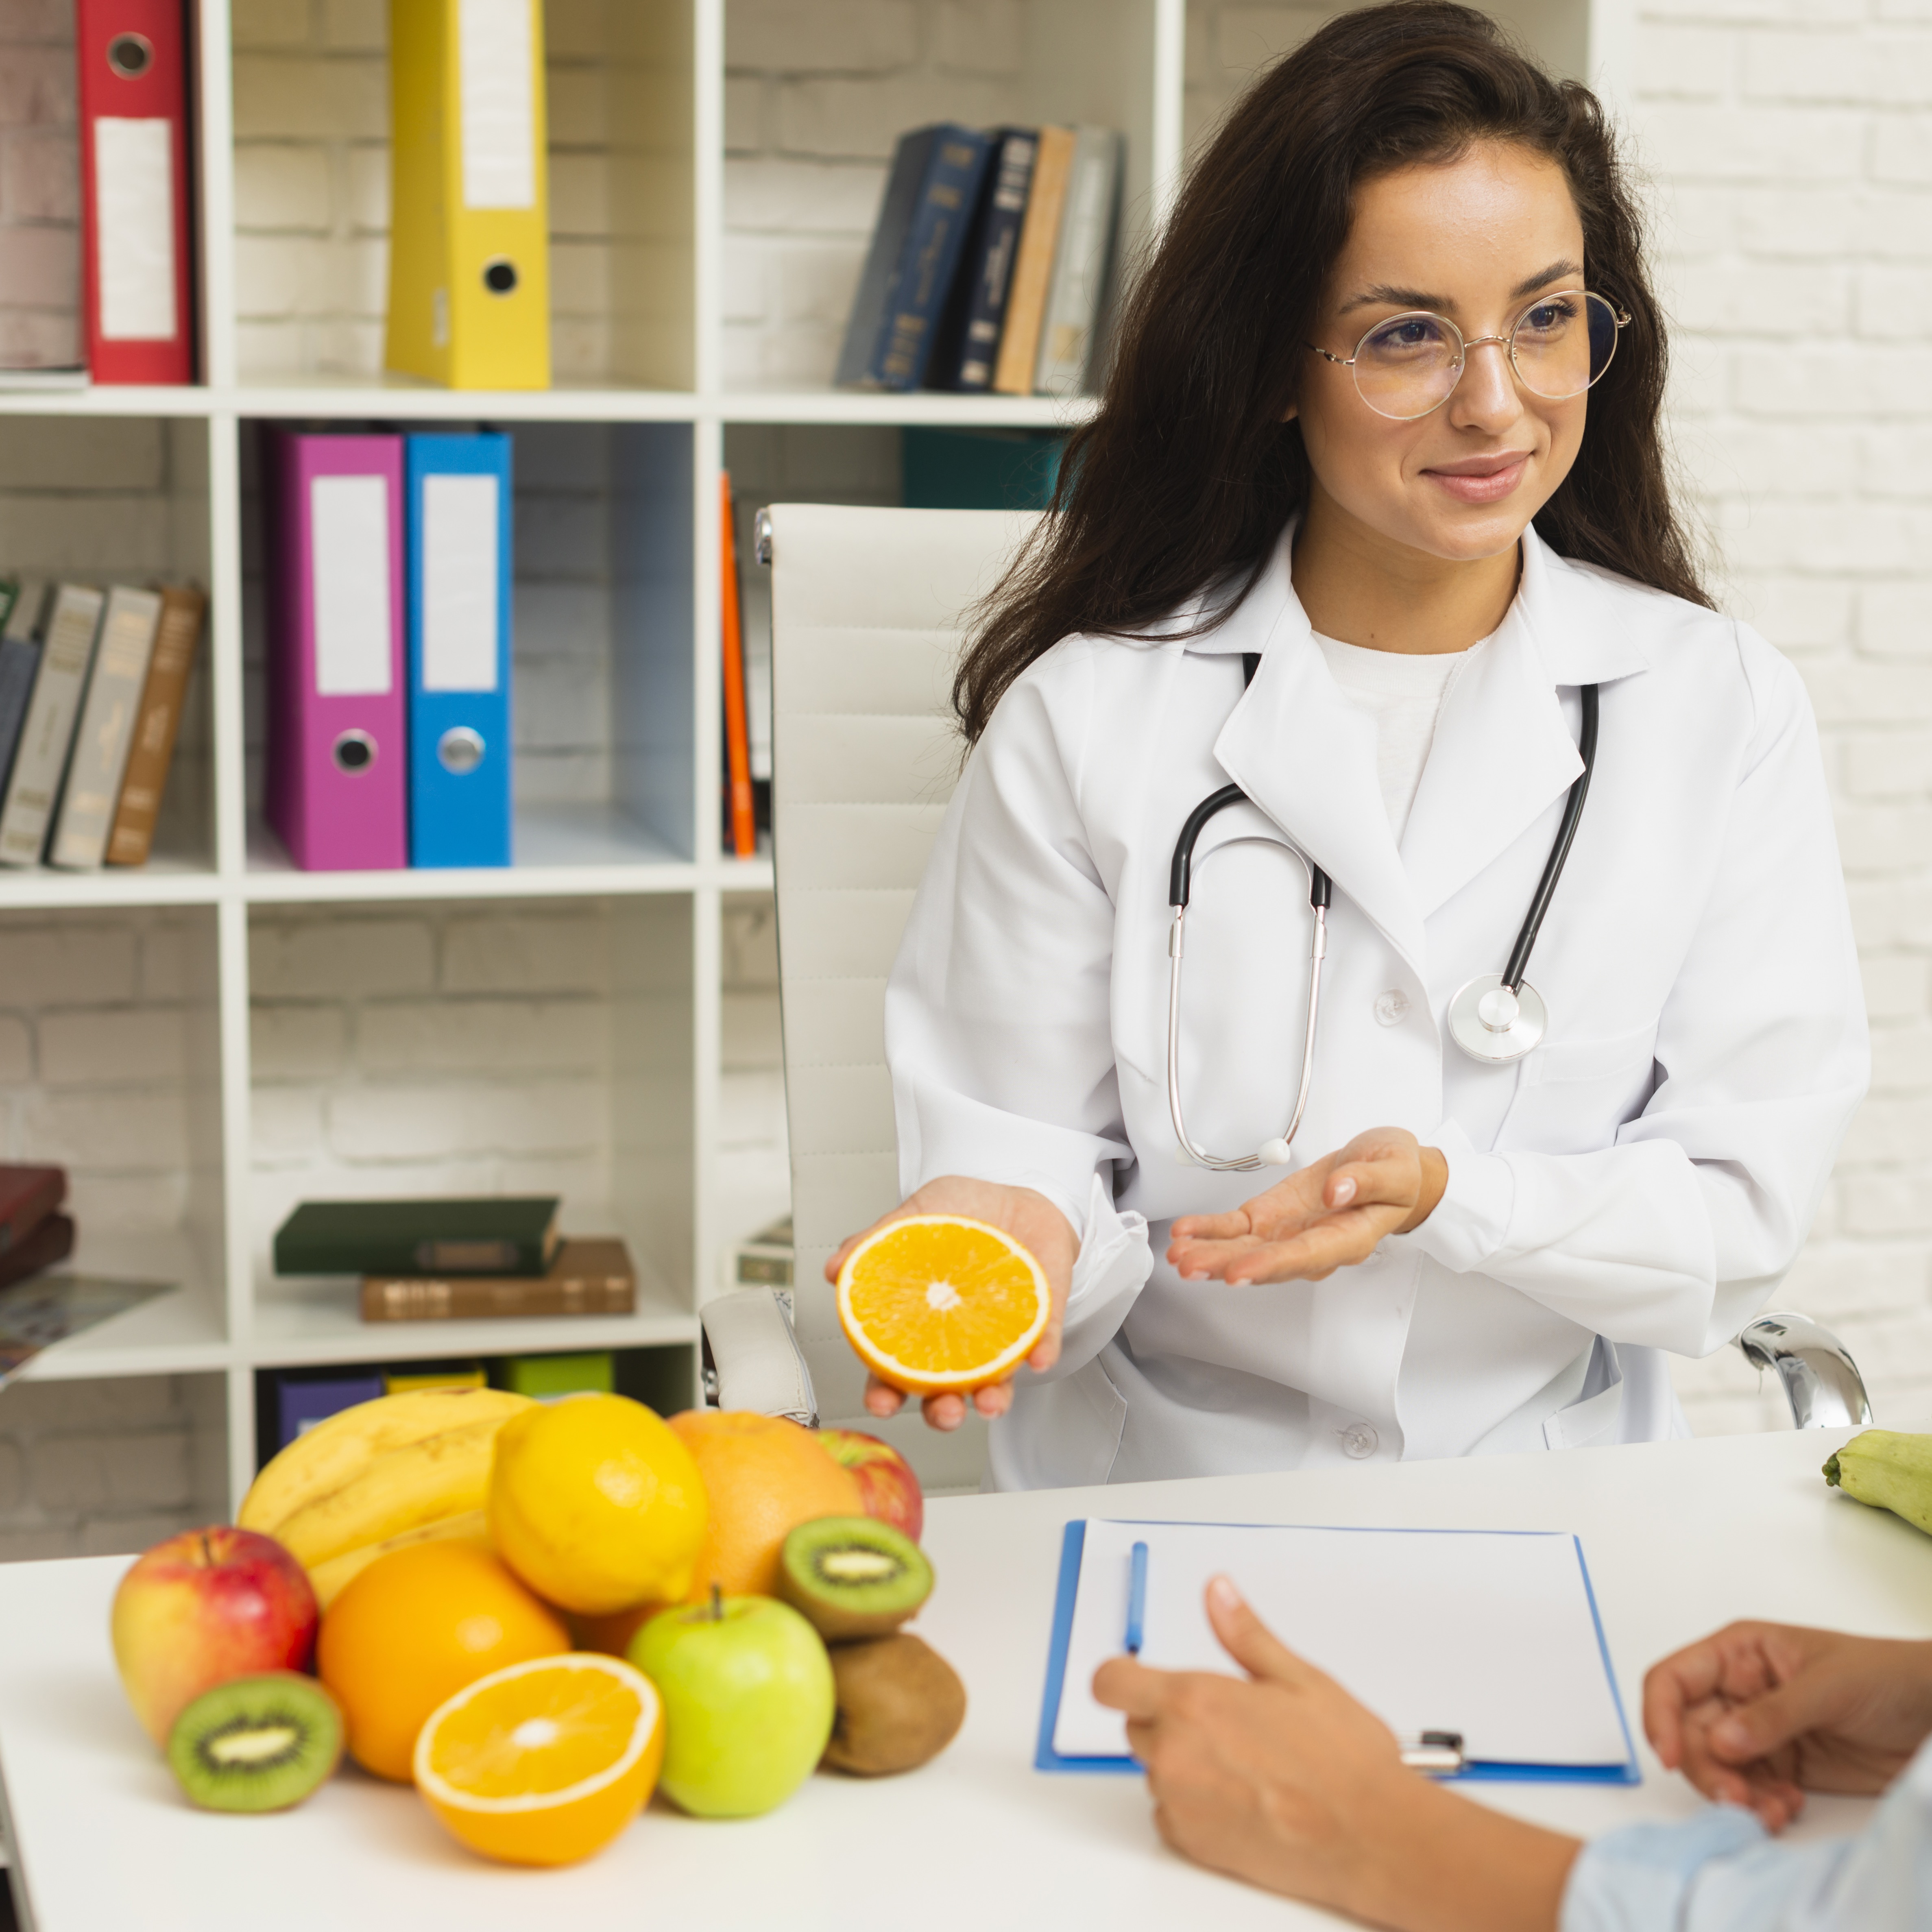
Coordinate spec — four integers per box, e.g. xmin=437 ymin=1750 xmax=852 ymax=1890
xmin=109 ymin=1389 xmax=961 ymax=1867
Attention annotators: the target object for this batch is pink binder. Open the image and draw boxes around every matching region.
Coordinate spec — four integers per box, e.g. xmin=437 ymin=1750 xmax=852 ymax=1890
xmin=266 ymin=432 xmax=408 ymax=870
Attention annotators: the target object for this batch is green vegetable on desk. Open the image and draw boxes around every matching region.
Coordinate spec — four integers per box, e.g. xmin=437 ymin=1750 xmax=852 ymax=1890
xmin=1824 ymin=1430 xmax=1932 ymax=1537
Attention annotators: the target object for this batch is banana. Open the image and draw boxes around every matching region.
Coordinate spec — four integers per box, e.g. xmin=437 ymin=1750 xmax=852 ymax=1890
xmin=239 ymin=1387 xmax=532 ymax=1538
xmin=1824 ymin=1430 xmax=1932 ymax=1538
xmin=306 ymin=1509 xmax=491 ymax=1609
xmin=272 ymin=1417 xmax=511 ymax=1570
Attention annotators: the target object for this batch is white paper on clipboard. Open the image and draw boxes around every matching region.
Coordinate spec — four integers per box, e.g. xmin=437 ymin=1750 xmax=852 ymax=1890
xmin=1052 ymin=1519 xmax=1632 ymax=1770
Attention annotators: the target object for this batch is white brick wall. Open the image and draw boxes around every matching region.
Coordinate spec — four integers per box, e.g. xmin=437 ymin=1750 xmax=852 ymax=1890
xmin=0 ymin=0 xmax=80 ymax=371
xmin=0 ymin=1374 xmax=228 ymax=1561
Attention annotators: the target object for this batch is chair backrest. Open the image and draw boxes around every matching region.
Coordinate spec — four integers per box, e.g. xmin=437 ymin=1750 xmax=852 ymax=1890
xmin=767 ymin=503 xmax=1040 ymax=1468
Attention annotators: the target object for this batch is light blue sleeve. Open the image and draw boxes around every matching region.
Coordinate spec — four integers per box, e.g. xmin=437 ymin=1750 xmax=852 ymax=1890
xmin=1563 ymin=1739 xmax=1932 ymax=1932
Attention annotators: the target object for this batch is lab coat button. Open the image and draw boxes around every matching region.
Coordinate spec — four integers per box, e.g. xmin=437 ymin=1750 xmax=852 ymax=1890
xmin=1339 ymin=1422 xmax=1378 ymax=1459
xmin=1373 ymin=989 xmax=1409 ymax=1027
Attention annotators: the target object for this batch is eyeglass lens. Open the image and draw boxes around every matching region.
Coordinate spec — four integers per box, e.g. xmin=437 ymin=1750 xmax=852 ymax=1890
xmin=1350 ymin=292 xmax=1621 ymax=421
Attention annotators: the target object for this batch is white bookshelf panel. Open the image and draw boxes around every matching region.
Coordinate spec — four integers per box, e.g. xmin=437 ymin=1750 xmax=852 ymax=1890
xmin=0 ymin=905 xmax=230 ymax=1342
xmin=722 ymin=0 xmax=1162 ymax=394
xmin=244 ymin=892 xmax=698 ymax=1320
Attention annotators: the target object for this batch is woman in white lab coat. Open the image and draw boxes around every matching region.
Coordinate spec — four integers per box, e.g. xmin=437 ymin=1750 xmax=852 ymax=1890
xmin=830 ymin=1 xmax=1869 ymax=1489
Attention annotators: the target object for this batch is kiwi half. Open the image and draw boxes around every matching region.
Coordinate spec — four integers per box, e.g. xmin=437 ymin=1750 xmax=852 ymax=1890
xmin=166 ymin=1672 xmax=344 ymax=1814
xmin=778 ymin=1516 xmax=933 ymax=1640
xmin=822 ymin=1634 xmax=966 ymax=1777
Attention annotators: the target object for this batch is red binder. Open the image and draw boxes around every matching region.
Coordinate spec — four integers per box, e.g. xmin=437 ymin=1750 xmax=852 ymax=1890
xmin=76 ymin=0 xmax=194 ymax=385
xmin=720 ymin=473 xmax=756 ymax=859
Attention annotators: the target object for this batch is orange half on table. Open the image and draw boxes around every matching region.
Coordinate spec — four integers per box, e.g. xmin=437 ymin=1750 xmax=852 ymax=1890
xmin=837 ymin=1215 xmax=1051 ymax=1396
xmin=413 ymin=1653 xmax=664 ymax=1867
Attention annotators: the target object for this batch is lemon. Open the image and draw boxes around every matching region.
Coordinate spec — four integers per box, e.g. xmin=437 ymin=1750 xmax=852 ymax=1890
xmin=488 ymin=1394 xmax=709 ymax=1615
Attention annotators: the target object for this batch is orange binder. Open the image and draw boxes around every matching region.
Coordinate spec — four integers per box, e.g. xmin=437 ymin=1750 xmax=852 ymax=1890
xmin=720 ymin=475 xmax=755 ymax=859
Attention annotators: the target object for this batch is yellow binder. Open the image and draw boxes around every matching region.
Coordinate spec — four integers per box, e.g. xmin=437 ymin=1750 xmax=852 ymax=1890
xmin=386 ymin=0 xmax=551 ymax=390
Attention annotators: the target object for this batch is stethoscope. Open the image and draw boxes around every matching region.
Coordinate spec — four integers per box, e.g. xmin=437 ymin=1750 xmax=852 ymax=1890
xmin=1167 ymin=652 xmax=1601 ymax=1172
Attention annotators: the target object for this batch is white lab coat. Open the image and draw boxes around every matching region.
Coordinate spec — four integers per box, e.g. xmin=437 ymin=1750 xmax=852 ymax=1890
xmin=886 ymin=523 xmax=1869 ymax=1491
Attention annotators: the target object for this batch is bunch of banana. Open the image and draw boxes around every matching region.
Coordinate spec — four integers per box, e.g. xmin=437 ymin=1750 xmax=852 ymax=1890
xmin=239 ymin=1386 xmax=535 ymax=1607
xmin=1823 ymin=1430 xmax=1932 ymax=1539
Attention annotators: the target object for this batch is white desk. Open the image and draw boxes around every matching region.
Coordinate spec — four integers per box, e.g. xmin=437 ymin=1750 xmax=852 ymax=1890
xmin=4 ymin=1428 xmax=1931 ymax=1931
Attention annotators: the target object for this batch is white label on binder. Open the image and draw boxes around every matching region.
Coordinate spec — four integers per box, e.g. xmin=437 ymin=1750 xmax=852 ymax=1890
xmin=421 ymin=473 xmax=500 ymax=693
xmin=460 ymin=0 xmax=536 ymax=210
xmin=310 ymin=475 xmax=393 ymax=697
xmin=94 ymin=118 xmax=176 ymax=342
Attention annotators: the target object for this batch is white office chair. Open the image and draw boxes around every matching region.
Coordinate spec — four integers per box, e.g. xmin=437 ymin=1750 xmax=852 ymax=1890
xmin=761 ymin=503 xmax=1039 ymax=1490
xmin=759 ymin=504 xmax=1873 ymax=1470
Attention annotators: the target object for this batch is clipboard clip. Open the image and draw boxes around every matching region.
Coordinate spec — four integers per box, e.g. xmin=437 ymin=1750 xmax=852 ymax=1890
xmin=1399 ymin=1731 xmax=1465 ymax=1775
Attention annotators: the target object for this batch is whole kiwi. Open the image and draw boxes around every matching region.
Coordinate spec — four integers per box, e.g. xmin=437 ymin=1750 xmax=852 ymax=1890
xmin=821 ymin=1633 xmax=966 ymax=1777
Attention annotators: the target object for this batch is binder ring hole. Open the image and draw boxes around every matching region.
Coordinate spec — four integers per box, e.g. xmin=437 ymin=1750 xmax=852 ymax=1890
xmin=107 ymin=32 xmax=153 ymax=76
xmin=482 ymin=259 xmax=518 ymax=297
xmin=438 ymin=726 xmax=485 ymax=775
xmin=332 ymin=730 xmax=376 ymax=773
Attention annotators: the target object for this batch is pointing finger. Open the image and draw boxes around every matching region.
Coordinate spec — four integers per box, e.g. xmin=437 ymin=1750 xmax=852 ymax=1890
xmin=1092 ymin=1655 xmax=1166 ymax=1720
xmin=1204 ymin=1574 xmax=1322 ymax=1687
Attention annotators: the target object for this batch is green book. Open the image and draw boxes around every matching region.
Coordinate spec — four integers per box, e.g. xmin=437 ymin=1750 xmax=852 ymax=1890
xmin=273 ymin=1197 xmax=562 ymax=1277
xmin=499 ymin=1352 xmax=615 ymax=1400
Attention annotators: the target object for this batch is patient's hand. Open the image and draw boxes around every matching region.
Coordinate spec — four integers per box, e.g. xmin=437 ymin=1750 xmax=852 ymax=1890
xmin=825 ymin=1176 xmax=1075 ymax=1433
xmin=1092 ymin=1576 xmax=1579 ymax=1932
xmin=1644 ymin=1622 xmax=1932 ymax=1831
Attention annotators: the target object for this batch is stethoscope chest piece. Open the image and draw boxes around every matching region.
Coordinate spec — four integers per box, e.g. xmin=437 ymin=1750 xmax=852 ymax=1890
xmin=1447 ymin=974 xmax=1548 ymax=1064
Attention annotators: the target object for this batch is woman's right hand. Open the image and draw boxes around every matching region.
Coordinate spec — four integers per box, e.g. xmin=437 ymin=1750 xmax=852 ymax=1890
xmin=1643 ymin=1621 xmax=1932 ymax=1829
xmin=824 ymin=1176 xmax=1076 ymax=1433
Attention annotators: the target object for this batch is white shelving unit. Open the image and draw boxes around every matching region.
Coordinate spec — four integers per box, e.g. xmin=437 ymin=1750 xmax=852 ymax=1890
xmin=0 ymin=0 xmax=1609 ymax=1510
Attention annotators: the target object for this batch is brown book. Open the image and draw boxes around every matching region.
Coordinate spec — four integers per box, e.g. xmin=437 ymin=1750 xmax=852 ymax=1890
xmin=360 ymin=1238 xmax=636 ymax=1324
xmin=0 ymin=1165 xmax=65 ymax=1256
xmin=992 ymin=125 xmax=1076 ymax=396
xmin=105 ymin=584 xmax=206 ymax=868
xmin=0 ymin=1213 xmax=74 ymax=1290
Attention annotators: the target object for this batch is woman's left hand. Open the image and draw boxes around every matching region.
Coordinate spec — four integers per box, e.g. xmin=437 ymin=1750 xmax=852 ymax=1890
xmin=1166 ymin=1126 xmax=1447 ymax=1284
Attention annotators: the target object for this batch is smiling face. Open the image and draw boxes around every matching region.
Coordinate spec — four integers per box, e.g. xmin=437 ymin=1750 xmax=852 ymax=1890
xmin=1291 ymin=140 xmax=1590 ymax=567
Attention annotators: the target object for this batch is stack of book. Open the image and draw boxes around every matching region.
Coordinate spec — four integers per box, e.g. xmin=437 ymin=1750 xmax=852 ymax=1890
xmin=271 ymin=1196 xmax=637 ymax=1327
xmin=264 ymin=428 xmax=514 ymax=872
xmin=0 ymin=577 xmax=206 ymax=871
xmin=837 ymin=123 xmax=1125 ymax=397
xmin=0 ymin=1165 xmax=73 ymax=1291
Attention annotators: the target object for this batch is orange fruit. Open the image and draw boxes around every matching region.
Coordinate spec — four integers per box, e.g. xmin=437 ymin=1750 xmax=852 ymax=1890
xmin=837 ymin=1215 xmax=1051 ymax=1396
xmin=316 ymin=1538 xmax=570 ymax=1781
xmin=414 ymin=1653 xmax=664 ymax=1867
xmin=667 ymin=1410 xmax=862 ymax=1598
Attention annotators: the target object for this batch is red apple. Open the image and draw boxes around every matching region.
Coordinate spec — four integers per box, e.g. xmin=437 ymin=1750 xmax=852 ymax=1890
xmin=815 ymin=1428 xmax=923 ymax=1541
xmin=110 ymin=1526 xmax=319 ymax=1746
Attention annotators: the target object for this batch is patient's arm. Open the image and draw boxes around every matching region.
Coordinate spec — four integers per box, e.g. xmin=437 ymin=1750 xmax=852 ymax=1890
xmin=1091 ymin=1576 xmax=1580 ymax=1932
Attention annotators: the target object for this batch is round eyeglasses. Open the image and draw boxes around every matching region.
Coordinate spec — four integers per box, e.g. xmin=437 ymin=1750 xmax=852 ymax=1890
xmin=1311 ymin=290 xmax=1630 ymax=422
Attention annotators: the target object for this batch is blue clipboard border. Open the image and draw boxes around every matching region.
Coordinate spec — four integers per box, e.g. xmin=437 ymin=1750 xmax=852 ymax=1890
xmin=1035 ymin=1519 xmax=1640 ymax=1784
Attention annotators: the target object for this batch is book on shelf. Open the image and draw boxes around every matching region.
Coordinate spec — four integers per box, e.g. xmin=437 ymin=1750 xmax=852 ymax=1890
xmin=105 ymin=584 xmax=205 ymax=867
xmin=387 ymin=0 xmax=551 ymax=390
xmin=269 ymin=1372 xmax=386 ymax=1452
xmin=0 ymin=1214 xmax=75 ymax=1292
xmin=0 ymin=584 xmax=104 ymax=867
xmin=274 ymin=1196 xmax=563 ymax=1278
xmin=0 ymin=583 xmax=48 ymax=810
xmin=76 ymin=0 xmax=195 ymax=384
xmin=932 ymin=129 xmax=1038 ymax=393
xmin=384 ymin=1362 xmax=487 ymax=1395
xmin=0 ymin=1166 xmax=67 ymax=1256
xmin=1034 ymin=128 xmax=1124 ymax=397
xmin=361 ymin=1238 xmax=637 ymax=1324
xmin=720 ymin=472 xmax=755 ymax=859
xmin=48 ymin=584 xmax=164 ymax=870
xmin=836 ymin=125 xmax=993 ymax=392
xmin=499 ymin=1350 xmax=614 ymax=1398
xmin=992 ymin=125 xmax=1077 ymax=396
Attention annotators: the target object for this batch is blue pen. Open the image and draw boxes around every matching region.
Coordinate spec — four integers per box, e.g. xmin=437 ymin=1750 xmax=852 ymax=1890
xmin=1125 ymin=1541 xmax=1149 ymax=1654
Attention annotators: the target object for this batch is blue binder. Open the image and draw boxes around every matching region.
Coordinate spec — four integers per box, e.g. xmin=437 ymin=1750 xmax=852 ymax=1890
xmin=405 ymin=431 xmax=513 ymax=867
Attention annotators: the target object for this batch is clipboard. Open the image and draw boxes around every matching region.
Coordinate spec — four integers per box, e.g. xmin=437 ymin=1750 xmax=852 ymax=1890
xmin=1037 ymin=1519 xmax=1640 ymax=1784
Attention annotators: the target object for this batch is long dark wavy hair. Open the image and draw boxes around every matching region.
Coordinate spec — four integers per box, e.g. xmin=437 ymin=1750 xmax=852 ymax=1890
xmin=954 ymin=0 xmax=1707 ymax=742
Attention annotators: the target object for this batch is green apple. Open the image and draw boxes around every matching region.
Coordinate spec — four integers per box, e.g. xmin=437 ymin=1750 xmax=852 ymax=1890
xmin=630 ymin=1593 xmax=834 ymax=1817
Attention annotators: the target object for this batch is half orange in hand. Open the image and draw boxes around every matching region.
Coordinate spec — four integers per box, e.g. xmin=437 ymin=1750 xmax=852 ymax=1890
xmin=837 ymin=1215 xmax=1051 ymax=1396
xmin=414 ymin=1653 xmax=664 ymax=1867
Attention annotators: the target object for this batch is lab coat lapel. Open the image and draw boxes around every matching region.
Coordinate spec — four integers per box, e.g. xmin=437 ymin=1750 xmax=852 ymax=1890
xmin=1399 ymin=529 xmax=1651 ymax=921
xmin=1208 ymin=561 xmax=1428 ymax=975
